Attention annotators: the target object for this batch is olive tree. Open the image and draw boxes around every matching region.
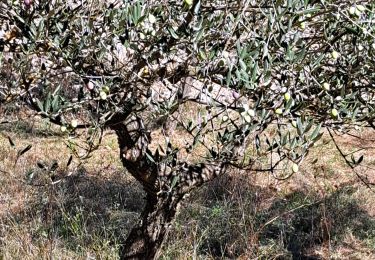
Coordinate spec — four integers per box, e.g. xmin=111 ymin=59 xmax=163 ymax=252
xmin=1 ymin=0 xmax=374 ymax=258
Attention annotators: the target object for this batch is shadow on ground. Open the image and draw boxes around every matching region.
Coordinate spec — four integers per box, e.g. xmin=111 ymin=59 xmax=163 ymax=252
xmin=258 ymin=186 xmax=375 ymax=259
xmin=1 ymin=166 xmax=145 ymax=255
xmin=167 ymin=173 xmax=375 ymax=259
xmin=2 ymin=160 xmax=374 ymax=259
xmin=52 ymin=168 xmax=145 ymax=241
xmin=0 ymin=118 xmax=64 ymax=138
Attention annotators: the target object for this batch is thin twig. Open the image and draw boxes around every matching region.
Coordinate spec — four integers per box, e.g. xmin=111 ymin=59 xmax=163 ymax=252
xmin=327 ymin=128 xmax=375 ymax=192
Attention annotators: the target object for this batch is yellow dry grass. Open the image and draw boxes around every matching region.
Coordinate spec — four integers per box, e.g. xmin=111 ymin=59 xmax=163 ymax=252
xmin=0 ymin=112 xmax=374 ymax=259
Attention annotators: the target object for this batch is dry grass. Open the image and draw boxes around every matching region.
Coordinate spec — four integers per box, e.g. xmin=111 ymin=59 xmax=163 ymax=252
xmin=0 ymin=112 xmax=375 ymax=259
xmin=0 ymin=116 xmax=141 ymax=259
xmin=161 ymin=128 xmax=375 ymax=259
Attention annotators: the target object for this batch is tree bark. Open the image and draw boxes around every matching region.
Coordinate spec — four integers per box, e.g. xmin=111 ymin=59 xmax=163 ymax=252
xmin=119 ymin=192 xmax=182 ymax=260
xmin=111 ymin=116 xmax=225 ymax=259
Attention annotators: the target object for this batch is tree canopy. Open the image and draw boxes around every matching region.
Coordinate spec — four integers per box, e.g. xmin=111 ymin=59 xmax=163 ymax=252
xmin=1 ymin=0 xmax=374 ymax=258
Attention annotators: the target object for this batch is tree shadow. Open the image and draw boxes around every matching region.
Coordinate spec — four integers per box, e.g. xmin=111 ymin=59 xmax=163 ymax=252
xmin=3 ymin=166 xmax=145 ymax=255
xmin=3 ymin=162 xmax=374 ymax=259
xmin=53 ymin=168 xmax=145 ymax=238
xmin=0 ymin=118 xmax=64 ymax=138
xmin=258 ymin=186 xmax=375 ymax=259
xmin=171 ymin=173 xmax=267 ymax=258
xmin=174 ymin=173 xmax=375 ymax=259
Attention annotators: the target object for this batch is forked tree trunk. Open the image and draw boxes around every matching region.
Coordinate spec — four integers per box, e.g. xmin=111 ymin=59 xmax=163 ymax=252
xmin=120 ymin=192 xmax=182 ymax=259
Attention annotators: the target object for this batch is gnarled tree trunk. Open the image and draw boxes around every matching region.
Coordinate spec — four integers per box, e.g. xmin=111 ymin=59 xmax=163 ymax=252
xmin=119 ymin=192 xmax=183 ymax=259
xmin=111 ymin=115 xmax=225 ymax=259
